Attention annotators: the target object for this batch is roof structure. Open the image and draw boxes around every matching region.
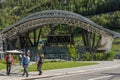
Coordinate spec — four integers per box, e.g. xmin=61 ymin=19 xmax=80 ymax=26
xmin=1 ymin=10 xmax=120 ymax=53
xmin=1 ymin=10 xmax=120 ymax=39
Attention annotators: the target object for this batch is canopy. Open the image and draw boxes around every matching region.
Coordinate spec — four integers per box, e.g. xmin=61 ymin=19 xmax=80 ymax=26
xmin=0 ymin=51 xmax=5 ymax=54
xmin=6 ymin=50 xmax=24 ymax=54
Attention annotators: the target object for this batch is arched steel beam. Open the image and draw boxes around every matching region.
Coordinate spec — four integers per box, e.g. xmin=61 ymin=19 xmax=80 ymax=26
xmin=1 ymin=10 xmax=118 ymax=40
xmin=1 ymin=10 xmax=120 ymax=52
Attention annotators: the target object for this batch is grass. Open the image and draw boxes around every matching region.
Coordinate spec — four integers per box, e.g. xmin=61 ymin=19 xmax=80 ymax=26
xmin=0 ymin=63 xmax=6 ymax=70
xmin=0 ymin=60 xmax=6 ymax=70
xmin=27 ymin=61 xmax=98 ymax=72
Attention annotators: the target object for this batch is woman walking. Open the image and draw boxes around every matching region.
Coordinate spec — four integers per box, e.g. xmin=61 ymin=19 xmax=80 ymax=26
xmin=5 ymin=53 xmax=14 ymax=75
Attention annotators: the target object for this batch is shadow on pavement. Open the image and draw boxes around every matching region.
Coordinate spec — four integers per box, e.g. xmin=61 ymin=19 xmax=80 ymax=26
xmin=0 ymin=73 xmax=6 ymax=76
xmin=102 ymin=72 xmax=120 ymax=76
xmin=0 ymin=73 xmax=23 ymax=77
xmin=102 ymin=72 xmax=120 ymax=80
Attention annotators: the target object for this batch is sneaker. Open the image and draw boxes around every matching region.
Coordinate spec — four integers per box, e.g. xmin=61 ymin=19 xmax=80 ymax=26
xmin=26 ymin=74 xmax=28 ymax=77
xmin=38 ymin=72 xmax=42 ymax=75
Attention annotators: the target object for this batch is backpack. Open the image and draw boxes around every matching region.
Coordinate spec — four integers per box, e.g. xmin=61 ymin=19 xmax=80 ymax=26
xmin=23 ymin=56 xmax=29 ymax=65
xmin=8 ymin=57 xmax=12 ymax=64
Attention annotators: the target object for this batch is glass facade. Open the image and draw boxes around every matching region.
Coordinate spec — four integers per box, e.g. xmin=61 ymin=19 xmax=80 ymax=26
xmin=44 ymin=46 xmax=68 ymax=60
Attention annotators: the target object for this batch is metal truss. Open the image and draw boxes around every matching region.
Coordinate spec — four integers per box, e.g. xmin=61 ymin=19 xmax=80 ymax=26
xmin=1 ymin=10 xmax=120 ymax=51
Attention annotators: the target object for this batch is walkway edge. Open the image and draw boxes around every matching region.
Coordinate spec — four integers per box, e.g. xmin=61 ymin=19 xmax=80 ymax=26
xmin=22 ymin=63 xmax=120 ymax=80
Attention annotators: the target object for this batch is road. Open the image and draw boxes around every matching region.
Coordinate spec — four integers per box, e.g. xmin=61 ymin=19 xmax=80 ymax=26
xmin=35 ymin=67 xmax=120 ymax=80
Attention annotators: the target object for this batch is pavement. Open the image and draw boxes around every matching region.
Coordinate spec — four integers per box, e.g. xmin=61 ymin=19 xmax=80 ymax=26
xmin=1 ymin=60 xmax=120 ymax=80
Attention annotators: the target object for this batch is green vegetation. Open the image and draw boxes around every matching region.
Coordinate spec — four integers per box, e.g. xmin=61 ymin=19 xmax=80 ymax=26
xmin=0 ymin=0 xmax=120 ymax=31
xmin=0 ymin=63 xmax=6 ymax=70
xmin=80 ymin=51 xmax=115 ymax=61
xmin=13 ymin=54 xmax=20 ymax=63
xmin=82 ymin=52 xmax=92 ymax=61
xmin=89 ymin=11 xmax=120 ymax=30
xmin=0 ymin=0 xmax=120 ymax=61
xmin=94 ymin=53 xmax=104 ymax=61
xmin=105 ymin=51 xmax=115 ymax=61
xmin=27 ymin=61 xmax=97 ymax=72
xmin=0 ymin=60 xmax=6 ymax=70
xmin=68 ymin=45 xmax=78 ymax=61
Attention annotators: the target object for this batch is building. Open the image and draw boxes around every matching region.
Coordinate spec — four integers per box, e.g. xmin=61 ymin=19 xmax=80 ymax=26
xmin=0 ymin=33 xmax=4 ymax=59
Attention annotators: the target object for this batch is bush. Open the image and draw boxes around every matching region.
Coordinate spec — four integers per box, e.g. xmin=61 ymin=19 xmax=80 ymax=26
xmin=94 ymin=53 xmax=104 ymax=61
xmin=105 ymin=51 xmax=115 ymax=61
xmin=68 ymin=45 xmax=78 ymax=61
xmin=82 ymin=52 xmax=91 ymax=61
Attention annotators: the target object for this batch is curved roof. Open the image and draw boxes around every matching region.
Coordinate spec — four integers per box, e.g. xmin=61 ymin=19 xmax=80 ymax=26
xmin=1 ymin=10 xmax=120 ymax=38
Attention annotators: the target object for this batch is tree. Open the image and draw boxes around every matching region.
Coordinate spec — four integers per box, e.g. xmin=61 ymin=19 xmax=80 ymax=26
xmin=67 ymin=45 xmax=78 ymax=61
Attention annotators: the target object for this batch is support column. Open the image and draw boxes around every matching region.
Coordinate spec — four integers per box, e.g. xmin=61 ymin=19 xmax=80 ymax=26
xmin=36 ymin=28 xmax=42 ymax=46
xmin=5 ymin=39 xmax=8 ymax=51
xmin=81 ymin=29 xmax=87 ymax=46
xmin=17 ymin=35 xmax=21 ymax=49
xmin=34 ymin=29 xmax=36 ymax=47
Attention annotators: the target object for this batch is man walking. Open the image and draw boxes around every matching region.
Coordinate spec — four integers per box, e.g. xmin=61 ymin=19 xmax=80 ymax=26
xmin=36 ymin=53 xmax=44 ymax=75
xmin=22 ymin=54 xmax=30 ymax=77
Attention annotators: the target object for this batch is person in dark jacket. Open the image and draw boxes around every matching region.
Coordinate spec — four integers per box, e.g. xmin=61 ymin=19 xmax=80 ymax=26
xmin=36 ymin=53 xmax=44 ymax=75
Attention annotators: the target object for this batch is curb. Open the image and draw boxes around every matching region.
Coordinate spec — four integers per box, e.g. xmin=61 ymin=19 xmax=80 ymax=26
xmin=22 ymin=64 xmax=120 ymax=80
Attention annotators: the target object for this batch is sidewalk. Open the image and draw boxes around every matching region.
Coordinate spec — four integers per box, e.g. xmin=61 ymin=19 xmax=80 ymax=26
xmin=1 ymin=60 xmax=120 ymax=80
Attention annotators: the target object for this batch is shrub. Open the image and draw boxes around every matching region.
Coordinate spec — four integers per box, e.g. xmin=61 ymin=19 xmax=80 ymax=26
xmin=105 ymin=51 xmax=115 ymax=61
xmin=95 ymin=53 xmax=104 ymax=61
xmin=68 ymin=45 xmax=78 ymax=61
xmin=82 ymin=52 xmax=91 ymax=61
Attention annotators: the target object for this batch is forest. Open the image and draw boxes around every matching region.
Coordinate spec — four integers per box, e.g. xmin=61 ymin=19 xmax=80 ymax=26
xmin=0 ymin=0 xmax=120 ymax=31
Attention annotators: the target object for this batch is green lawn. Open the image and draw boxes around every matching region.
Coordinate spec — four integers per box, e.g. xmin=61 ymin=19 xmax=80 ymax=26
xmin=0 ymin=63 xmax=6 ymax=70
xmin=28 ymin=62 xmax=98 ymax=72
xmin=0 ymin=60 xmax=6 ymax=70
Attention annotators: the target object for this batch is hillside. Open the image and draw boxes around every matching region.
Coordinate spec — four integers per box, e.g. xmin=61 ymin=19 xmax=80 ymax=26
xmin=0 ymin=0 xmax=120 ymax=32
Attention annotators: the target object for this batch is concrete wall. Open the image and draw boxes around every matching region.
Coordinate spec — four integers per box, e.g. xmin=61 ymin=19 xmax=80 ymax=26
xmin=98 ymin=35 xmax=113 ymax=53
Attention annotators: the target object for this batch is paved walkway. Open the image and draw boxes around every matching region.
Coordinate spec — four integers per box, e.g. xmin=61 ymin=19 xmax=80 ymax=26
xmin=1 ymin=60 xmax=120 ymax=80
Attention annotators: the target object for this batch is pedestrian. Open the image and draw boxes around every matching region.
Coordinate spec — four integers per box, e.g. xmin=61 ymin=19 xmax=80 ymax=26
xmin=22 ymin=54 xmax=30 ymax=77
xmin=19 ymin=53 xmax=22 ymax=65
xmin=5 ymin=53 xmax=14 ymax=75
xmin=36 ymin=53 xmax=44 ymax=75
xmin=27 ymin=50 xmax=31 ymax=57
